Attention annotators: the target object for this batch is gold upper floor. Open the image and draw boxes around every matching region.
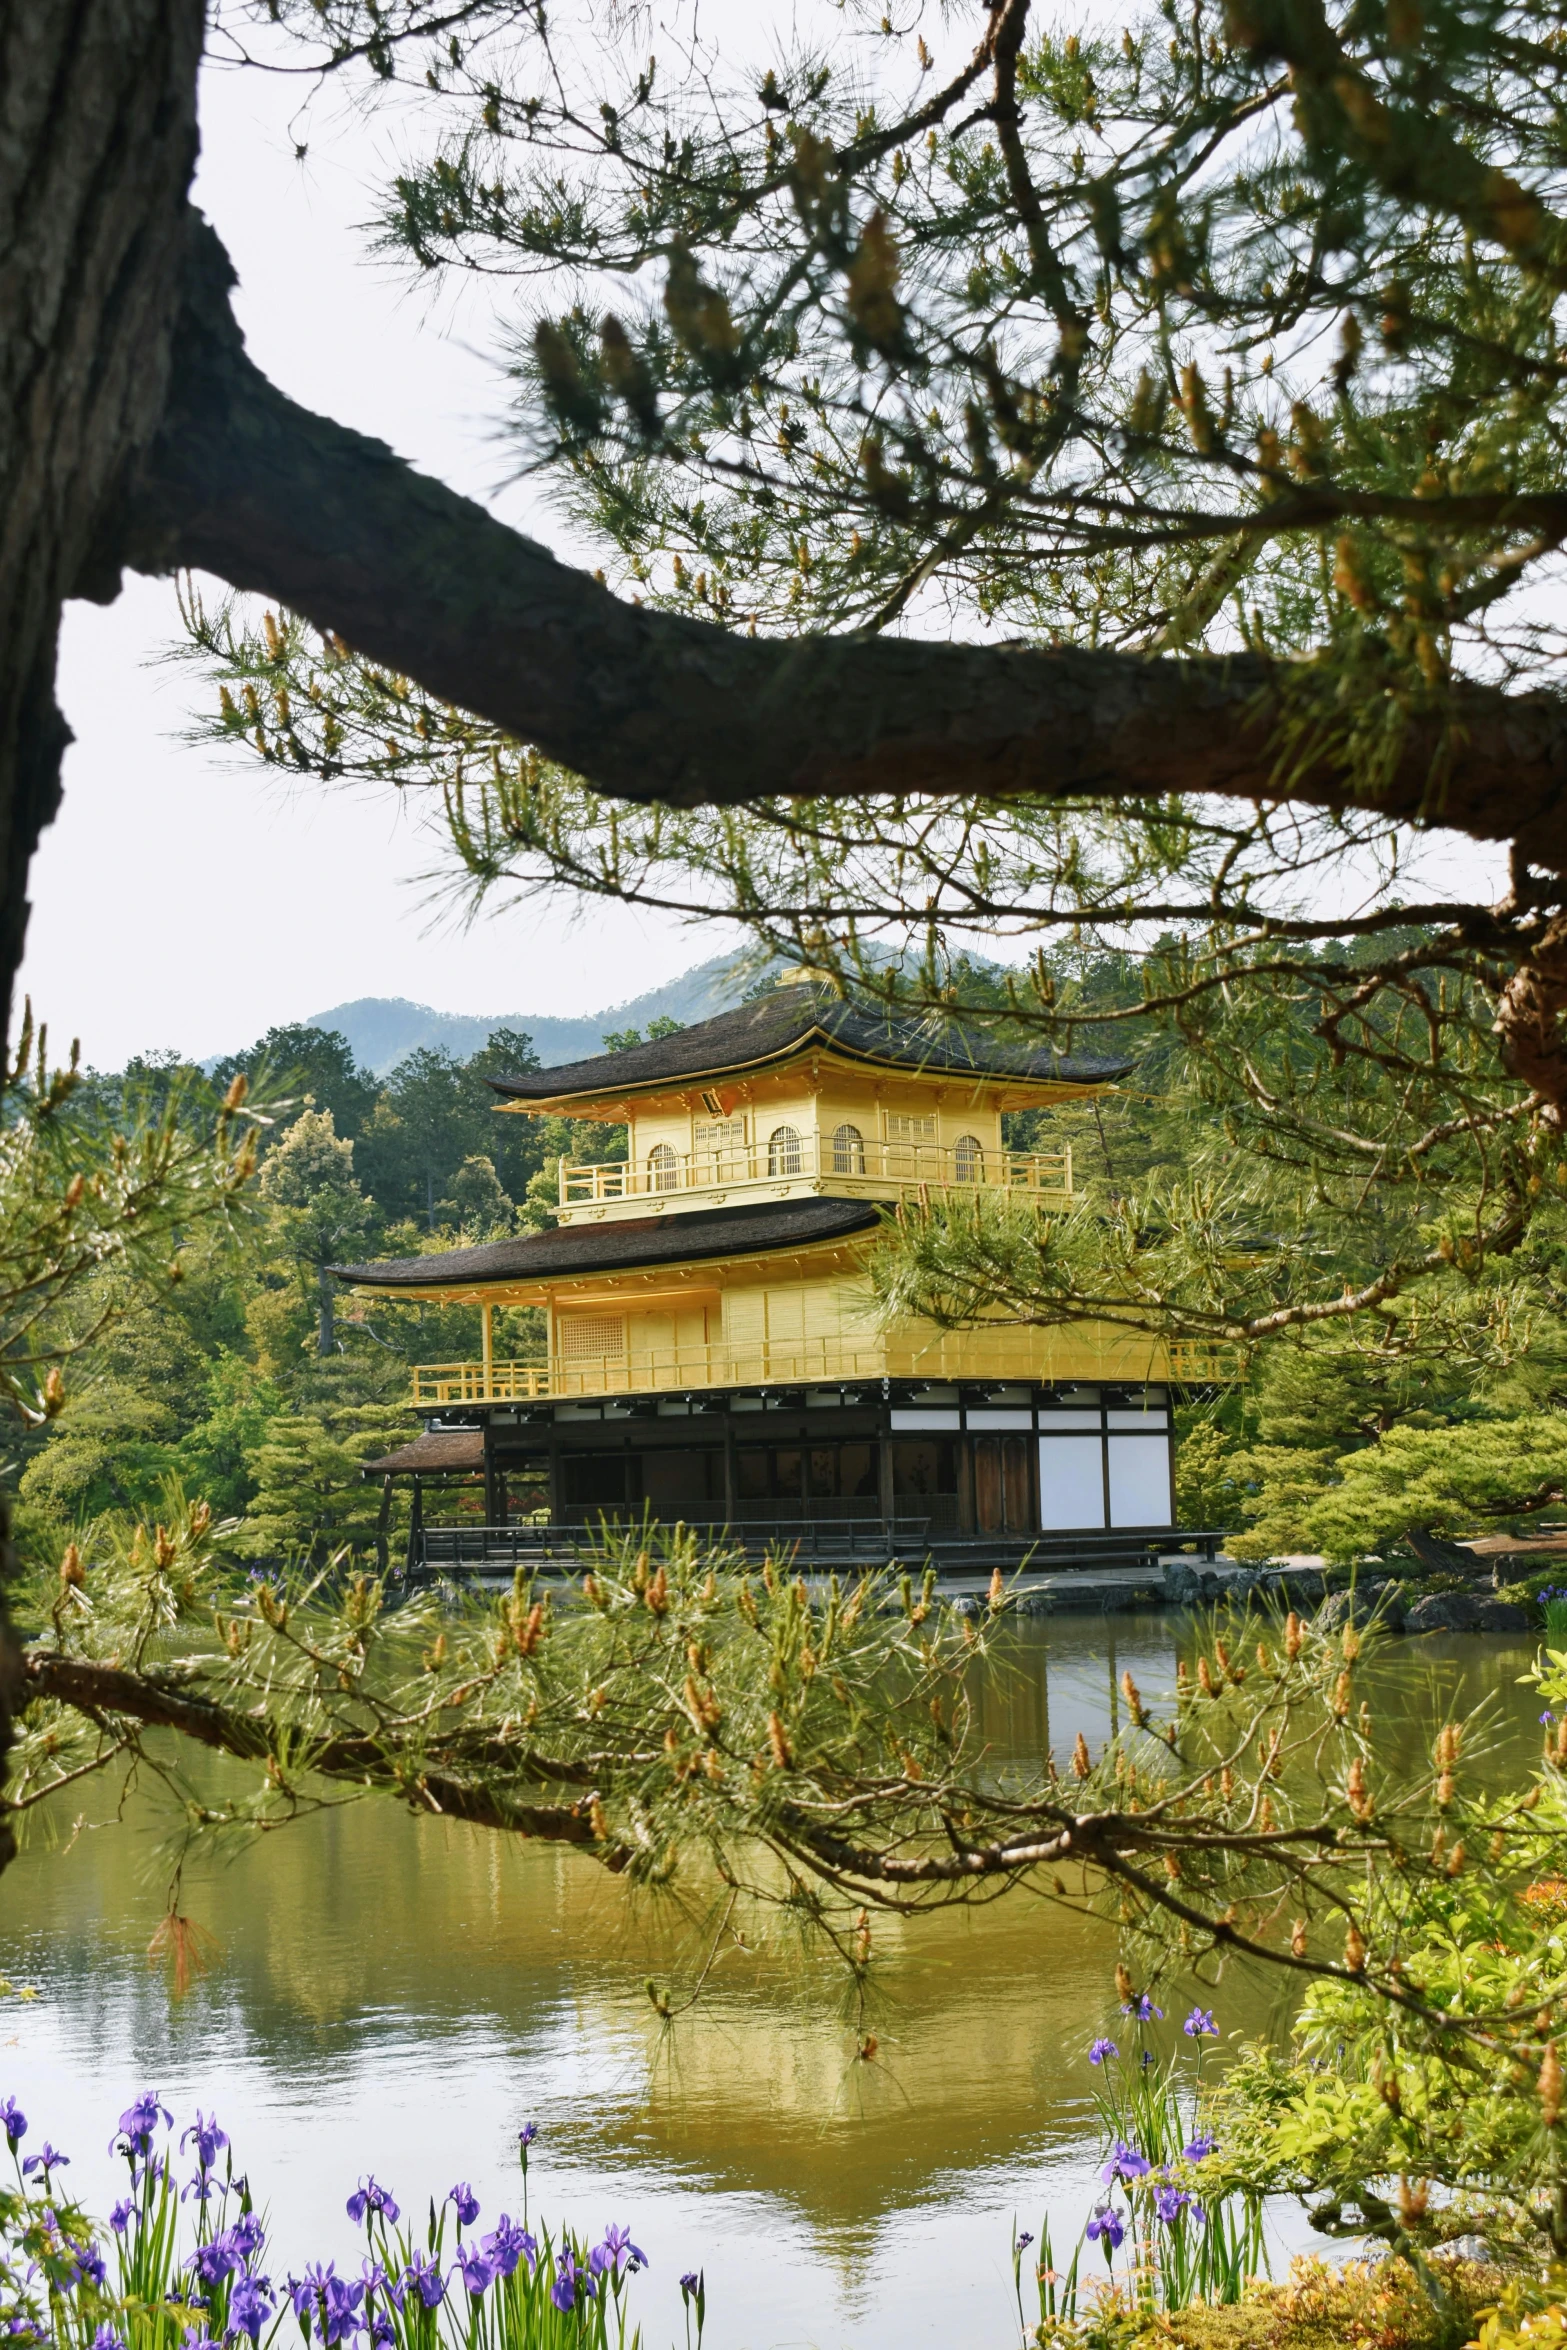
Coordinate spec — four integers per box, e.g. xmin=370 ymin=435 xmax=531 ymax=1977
xmin=556 ymin=1128 xmax=1071 ymax=1223
xmin=529 ymin=1042 xmax=1083 ymax=1227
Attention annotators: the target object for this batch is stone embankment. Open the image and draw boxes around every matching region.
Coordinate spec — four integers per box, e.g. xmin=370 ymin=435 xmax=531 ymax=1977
xmin=936 ymin=1555 xmax=1538 ymax=1627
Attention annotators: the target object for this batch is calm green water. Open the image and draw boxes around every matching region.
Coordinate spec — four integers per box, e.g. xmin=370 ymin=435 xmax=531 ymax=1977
xmin=0 ymin=1617 xmax=1542 ymax=2349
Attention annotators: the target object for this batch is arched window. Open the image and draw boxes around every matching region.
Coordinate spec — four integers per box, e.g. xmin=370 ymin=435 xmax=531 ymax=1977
xmin=648 ymin=1142 xmax=678 ymax=1193
xmin=832 ymin=1121 xmax=865 ymax=1174
xmin=768 ymin=1123 xmax=802 ymax=1175
xmin=954 ymin=1134 xmax=985 ymax=1183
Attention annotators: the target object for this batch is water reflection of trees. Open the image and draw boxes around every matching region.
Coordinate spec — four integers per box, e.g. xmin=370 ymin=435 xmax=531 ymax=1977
xmin=2 ymin=1621 xmax=1541 ymax=2216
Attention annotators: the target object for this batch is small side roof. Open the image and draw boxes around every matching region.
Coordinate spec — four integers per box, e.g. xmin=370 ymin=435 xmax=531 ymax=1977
xmin=333 ymin=1195 xmax=882 ymax=1294
xmin=485 ymin=987 xmax=1128 ymax=1109
xmin=363 ymin=1430 xmax=485 ymax=1475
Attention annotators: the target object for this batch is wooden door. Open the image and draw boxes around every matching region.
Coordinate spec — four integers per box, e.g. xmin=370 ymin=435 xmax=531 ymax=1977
xmin=974 ymin=1436 xmax=1036 ymax=1533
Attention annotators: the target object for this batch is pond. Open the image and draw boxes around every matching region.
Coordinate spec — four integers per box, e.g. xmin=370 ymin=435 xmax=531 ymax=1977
xmin=0 ymin=1615 xmax=1543 ymax=2350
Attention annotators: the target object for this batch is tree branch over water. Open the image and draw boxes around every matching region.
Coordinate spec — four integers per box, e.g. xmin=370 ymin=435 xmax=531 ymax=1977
xmin=12 ymin=1506 xmax=1565 ymax=2050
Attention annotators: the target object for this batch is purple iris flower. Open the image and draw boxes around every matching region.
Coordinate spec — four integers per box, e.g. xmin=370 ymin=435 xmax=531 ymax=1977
xmin=182 ymin=2114 xmax=228 ymax=2172
xmin=455 ymin=2247 xmax=495 ymax=2299
xmin=679 ymin=2273 xmax=702 ymax=2298
xmin=1016 ymin=2232 xmax=1034 ymax=2252
xmin=230 ymin=2214 xmax=266 ymax=2265
xmin=0 ymin=2099 xmax=26 ymax=2149
xmin=289 ymin=2263 xmax=362 ymax=2345
xmin=1085 ymin=2207 xmax=1125 ymax=2250
xmin=1543 ymin=1712 xmax=1556 ymax=1726
xmin=447 ymin=2183 xmax=479 ymax=2228
xmin=22 ymin=2145 xmax=68 ymax=2181
xmin=1183 ymin=2133 xmax=1217 ymax=2162
xmin=366 ymin=2315 xmax=394 ymax=2350
xmin=1183 ymin=2007 xmax=1217 ymax=2039
xmin=1154 ymin=2185 xmax=1191 ymax=2224
xmin=109 ymin=2201 xmax=133 ymax=2236
xmin=402 ymin=2256 xmax=444 ymax=2311
xmin=73 ymin=2241 xmax=107 ymax=2288
xmin=1121 ymin=1995 xmax=1165 ymax=2023
xmin=319 ymin=2276 xmax=364 ymax=2346
xmin=590 ymin=2223 xmax=647 ymax=2279
xmin=483 ymin=2218 xmax=536 ymax=2280
xmin=227 ymin=2278 xmax=274 ymax=2342
xmin=188 ymin=2235 xmax=241 ymax=2287
xmin=113 ymin=2095 xmax=172 ymax=2159
xmin=517 ymin=2124 xmax=537 ymax=2150
xmin=91 ymin=2330 xmax=127 ymax=2350
xmin=286 ymin=2272 xmax=319 ymax=2326
xmin=1088 ymin=2038 xmax=1119 ymax=2066
xmin=1100 ymin=2140 xmax=1152 ymax=2185
xmin=550 ymin=2251 xmax=595 ymax=2314
xmin=346 ymin=2179 xmax=400 ymax=2228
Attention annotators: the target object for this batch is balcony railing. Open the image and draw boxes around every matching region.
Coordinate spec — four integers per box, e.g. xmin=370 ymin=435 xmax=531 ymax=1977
xmin=559 ymin=1133 xmax=1071 ymax=1207
xmin=410 ymin=1329 xmax=1238 ymax=1406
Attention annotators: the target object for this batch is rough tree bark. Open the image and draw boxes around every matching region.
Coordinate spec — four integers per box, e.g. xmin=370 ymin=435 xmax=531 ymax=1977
xmin=0 ymin=0 xmax=204 ymax=1865
xmin=1 ymin=0 xmax=204 ymax=1045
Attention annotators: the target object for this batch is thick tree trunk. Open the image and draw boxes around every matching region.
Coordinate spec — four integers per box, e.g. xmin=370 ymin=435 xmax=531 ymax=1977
xmin=0 ymin=0 xmax=203 ymax=1873
xmin=0 ymin=0 xmax=204 ymax=1047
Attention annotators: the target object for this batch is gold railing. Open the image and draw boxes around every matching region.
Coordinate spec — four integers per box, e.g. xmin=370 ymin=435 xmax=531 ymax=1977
xmin=1167 ymin=1338 xmax=1247 ymax=1386
xmin=410 ymin=1323 xmax=1236 ymax=1406
xmin=559 ymin=1134 xmax=1071 ymax=1207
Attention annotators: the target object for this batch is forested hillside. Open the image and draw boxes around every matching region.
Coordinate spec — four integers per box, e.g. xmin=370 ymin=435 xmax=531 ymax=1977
xmin=5 ymin=1012 xmax=675 ymax=1568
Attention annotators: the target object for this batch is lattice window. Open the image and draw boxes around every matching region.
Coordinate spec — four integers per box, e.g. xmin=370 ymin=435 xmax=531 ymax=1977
xmin=557 ymin=1314 xmax=626 ymax=1360
xmin=954 ymin=1134 xmax=985 ymax=1182
xmin=832 ymin=1121 xmax=865 ymax=1173
xmin=768 ymin=1123 xmax=802 ymax=1174
xmin=694 ymin=1117 xmax=746 ymax=1178
xmin=648 ymin=1142 xmax=679 ymax=1192
xmin=886 ymin=1112 xmax=938 ymax=1144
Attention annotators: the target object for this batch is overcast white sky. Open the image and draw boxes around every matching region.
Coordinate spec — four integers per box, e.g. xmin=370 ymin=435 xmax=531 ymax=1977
xmin=22 ymin=49 xmax=726 ymax=1070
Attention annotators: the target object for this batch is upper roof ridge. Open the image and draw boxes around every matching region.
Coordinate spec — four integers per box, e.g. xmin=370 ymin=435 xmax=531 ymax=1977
xmin=484 ymin=984 xmax=1128 ymax=1102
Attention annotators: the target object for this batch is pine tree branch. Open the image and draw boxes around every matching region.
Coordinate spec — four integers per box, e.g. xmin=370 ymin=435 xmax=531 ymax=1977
xmin=118 ymin=218 xmax=1567 ymax=869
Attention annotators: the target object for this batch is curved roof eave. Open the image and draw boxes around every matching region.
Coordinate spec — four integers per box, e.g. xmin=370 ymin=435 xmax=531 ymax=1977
xmin=331 ymin=1195 xmax=885 ymax=1297
xmin=482 ymin=989 xmax=1131 ymax=1109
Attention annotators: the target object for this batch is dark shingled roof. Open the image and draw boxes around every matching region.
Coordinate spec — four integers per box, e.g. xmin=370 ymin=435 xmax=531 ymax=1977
xmin=333 ymin=1196 xmax=882 ymax=1292
xmin=485 ymin=987 xmax=1129 ymax=1105
xmin=363 ymin=1430 xmax=485 ymax=1476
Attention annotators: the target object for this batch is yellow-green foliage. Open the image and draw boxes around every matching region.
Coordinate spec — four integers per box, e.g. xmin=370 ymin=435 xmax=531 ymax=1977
xmin=1047 ymin=2257 xmax=1505 ymax=2349
xmin=1302 ymin=1417 xmax=1567 ymax=1562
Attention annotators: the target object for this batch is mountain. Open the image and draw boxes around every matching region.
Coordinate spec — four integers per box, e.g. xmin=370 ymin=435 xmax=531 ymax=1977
xmin=305 ymin=949 xmax=764 ymax=1074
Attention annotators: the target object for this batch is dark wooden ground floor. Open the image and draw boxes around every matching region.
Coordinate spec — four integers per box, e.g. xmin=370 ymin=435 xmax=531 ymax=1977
xmin=370 ymin=1379 xmax=1187 ymax=1572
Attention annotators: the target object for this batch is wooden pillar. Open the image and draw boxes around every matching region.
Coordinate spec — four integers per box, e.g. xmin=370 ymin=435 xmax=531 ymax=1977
xmin=481 ymin=1302 xmax=495 ymax=1398
xmin=375 ymin=1474 xmax=393 ymax=1578
xmin=409 ymin=1479 xmax=424 ymax=1576
xmin=722 ymin=1410 xmax=737 ymax=1531
xmin=484 ymin=1425 xmax=506 ymax=1528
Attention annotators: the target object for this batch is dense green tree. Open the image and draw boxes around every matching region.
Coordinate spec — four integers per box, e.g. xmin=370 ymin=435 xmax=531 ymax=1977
xmin=355 ymin=1032 xmax=548 ymax=1224
xmin=458 ymin=1026 xmax=546 ymax=1200
xmin=256 ymin=1108 xmax=378 ymax=1354
xmin=211 ymin=1023 xmax=378 ymax=1143
xmin=437 ymin=1153 xmax=513 ymax=1237
xmin=235 ymin=1399 xmax=415 ymax=1568
xmin=601 ymin=1017 xmax=684 ymax=1054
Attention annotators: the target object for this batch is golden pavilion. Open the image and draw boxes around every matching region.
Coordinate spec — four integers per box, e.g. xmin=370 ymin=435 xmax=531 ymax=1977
xmin=337 ymin=986 xmax=1196 ymax=1570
